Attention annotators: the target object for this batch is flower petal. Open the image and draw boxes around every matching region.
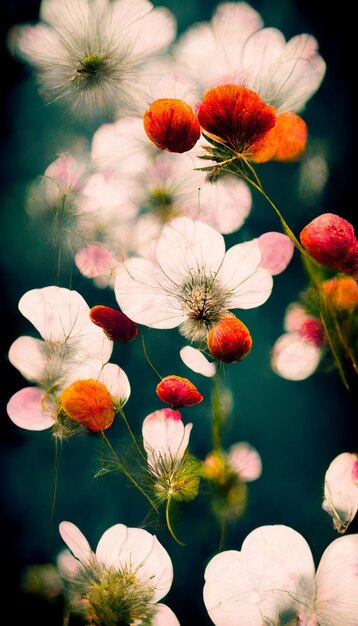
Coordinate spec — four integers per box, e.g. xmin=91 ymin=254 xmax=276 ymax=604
xmin=179 ymin=346 xmax=216 ymax=377
xmin=271 ymin=332 xmax=321 ymax=380
xmin=316 ymin=534 xmax=358 ymax=625
xmin=156 ymin=217 xmax=226 ymax=283
xmin=194 ymin=177 xmax=252 ymax=235
xmin=95 ymin=523 xmax=128 ymax=568
xmin=323 ymin=452 xmax=358 ymax=533
xmin=59 ymin=521 xmax=92 ymax=565
xmin=153 ymin=604 xmax=180 ymax=626
xmin=7 ymin=387 xmax=54 ymax=431
xmin=8 ymin=336 xmax=45 ymax=381
xmin=142 ymin=409 xmax=192 ymax=467
xmin=115 ymin=257 xmax=185 ymax=328
xmin=258 ymin=232 xmax=295 ymax=275
xmin=98 ymin=363 xmax=131 ymax=407
xmin=228 ymin=443 xmax=262 ymax=481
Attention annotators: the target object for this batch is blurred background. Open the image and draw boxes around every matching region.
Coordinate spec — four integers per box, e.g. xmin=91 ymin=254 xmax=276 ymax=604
xmin=1 ymin=0 xmax=357 ymax=624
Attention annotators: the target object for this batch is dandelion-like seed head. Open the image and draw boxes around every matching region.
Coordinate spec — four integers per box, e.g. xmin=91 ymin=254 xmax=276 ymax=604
xmin=145 ymin=187 xmax=180 ymax=224
xmin=148 ymin=452 xmax=200 ymax=504
xmin=177 ymin=269 xmax=232 ymax=341
xmin=73 ymin=559 xmax=156 ymax=626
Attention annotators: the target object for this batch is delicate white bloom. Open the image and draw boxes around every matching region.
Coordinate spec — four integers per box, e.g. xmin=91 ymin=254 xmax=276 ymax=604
xmin=227 ymin=442 xmax=262 ymax=481
xmin=142 ymin=409 xmax=192 ymax=470
xmin=323 ymin=452 xmax=358 ymax=533
xmin=153 ymin=603 xmax=181 ymax=626
xmin=115 ymin=217 xmax=273 ymax=341
xmin=271 ymin=303 xmax=325 ymax=381
xmin=75 ymin=244 xmax=118 ymax=283
xmin=59 ymin=521 xmax=177 ymax=624
xmin=175 ymin=1 xmax=325 ymax=112
xmin=203 ymin=524 xmax=358 ymax=626
xmin=180 ymin=346 xmax=216 ymax=377
xmin=9 ymin=0 xmax=176 ymax=115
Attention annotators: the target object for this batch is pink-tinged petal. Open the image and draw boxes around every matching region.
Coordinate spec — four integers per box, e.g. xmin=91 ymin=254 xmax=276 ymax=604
xmin=115 ymin=257 xmax=185 ymax=328
xmin=110 ymin=527 xmax=173 ymax=602
xmin=153 ymin=604 xmax=180 ymax=626
xmin=75 ymin=245 xmax=117 ymax=279
xmin=98 ymin=363 xmax=131 ymax=407
xmin=315 ymin=534 xmax=358 ymax=625
xmin=212 ymin=3 xmax=263 ymax=62
xmin=142 ymin=409 xmax=192 ymax=468
xmin=217 ymin=240 xmax=273 ymax=308
xmin=95 ymin=524 xmax=128 ymax=568
xmin=91 ymin=118 xmax=150 ymax=176
xmin=18 ymin=287 xmax=113 ymax=364
xmin=227 ymin=443 xmax=262 ymax=481
xmin=45 ymin=154 xmax=83 ymax=190
xmin=59 ymin=521 xmax=92 ymax=565
xmin=323 ymin=452 xmax=358 ymax=533
xmin=56 ymin=548 xmax=81 ymax=579
xmin=7 ymin=387 xmax=54 ymax=431
xmin=241 ymin=27 xmax=286 ymax=86
xmin=204 ymin=525 xmax=315 ymax=626
xmin=179 ymin=346 xmax=216 ymax=377
xmin=156 ymin=217 xmax=226 ymax=283
xmin=271 ymin=333 xmax=321 ymax=381
xmin=194 ymin=177 xmax=251 ymax=235
xmin=258 ymin=232 xmax=294 ymax=275
xmin=8 ymin=336 xmax=45 ymax=381
xmin=284 ymin=304 xmax=310 ymax=333
xmin=129 ymin=7 xmax=176 ymax=57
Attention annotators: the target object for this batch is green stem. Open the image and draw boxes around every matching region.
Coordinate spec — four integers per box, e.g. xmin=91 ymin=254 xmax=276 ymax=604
xmin=141 ymin=332 xmax=162 ymax=380
xmin=211 ymin=371 xmax=223 ymax=452
xmin=165 ymin=496 xmax=185 ymax=546
xmin=118 ymin=406 xmax=147 ymax=462
xmin=100 ymin=431 xmax=159 ymax=513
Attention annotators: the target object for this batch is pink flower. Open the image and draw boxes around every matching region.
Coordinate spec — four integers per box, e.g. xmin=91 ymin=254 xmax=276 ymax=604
xmin=323 ymin=452 xmax=358 ymax=533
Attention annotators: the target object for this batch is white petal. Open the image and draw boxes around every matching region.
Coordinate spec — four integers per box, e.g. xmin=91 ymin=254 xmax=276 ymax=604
xmin=75 ymin=245 xmax=117 ymax=279
xmin=56 ymin=548 xmax=80 ymax=579
xmin=91 ymin=117 xmax=150 ymax=176
xmin=153 ymin=604 xmax=180 ymax=626
xmin=18 ymin=286 xmax=113 ymax=363
xmin=45 ymin=154 xmax=83 ymax=190
xmin=95 ymin=523 xmax=128 ymax=568
xmin=142 ymin=410 xmax=192 ymax=467
xmin=271 ymin=333 xmax=321 ymax=381
xmin=180 ymin=346 xmax=216 ymax=377
xmin=115 ymin=257 xmax=185 ymax=328
xmin=258 ymin=232 xmax=294 ymax=275
xmin=8 ymin=336 xmax=45 ymax=381
xmin=59 ymin=521 xmax=92 ymax=565
xmin=108 ymin=527 xmax=173 ymax=602
xmin=323 ymin=452 xmax=358 ymax=533
xmin=40 ymin=0 xmax=90 ymax=28
xmin=315 ymin=534 xmax=358 ymax=625
xmin=241 ymin=27 xmax=286 ymax=87
xmin=194 ymin=177 xmax=252 ymax=235
xmin=128 ymin=7 xmax=176 ymax=58
xmin=98 ymin=363 xmax=131 ymax=406
xmin=212 ymin=2 xmax=263 ymax=45
xmin=227 ymin=443 xmax=262 ymax=481
xmin=156 ymin=217 xmax=226 ymax=283
xmin=7 ymin=387 xmax=54 ymax=431
xmin=284 ymin=304 xmax=310 ymax=333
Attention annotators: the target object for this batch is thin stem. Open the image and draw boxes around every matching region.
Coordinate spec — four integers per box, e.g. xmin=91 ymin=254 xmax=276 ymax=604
xmin=50 ymin=437 xmax=60 ymax=532
xmin=165 ymin=496 xmax=185 ymax=546
xmin=211 ymin=370 xmax=223 ymax=452
xmin=118 ymin=406 xmax=147 ymax=462
xmin=100 ymin=431 xmax=158 ymax=513
xmin=141 ymin=332 xmax=162 ymax=380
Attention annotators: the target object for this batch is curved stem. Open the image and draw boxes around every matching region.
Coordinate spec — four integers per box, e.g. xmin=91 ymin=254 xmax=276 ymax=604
xmin=141 ymin=332 xmax=162 ymax=380
xmin=211 ymin=370 xmax=223 ymax=452
xmin=165 ymin=496 xmax=185 ymax=546
xmin=118 ymin=406 xmax=147 ymax=462
xmin=100 ymin=431 xmax=159 ymax=513
xmin=50 ymin=437 xmax=60 ymax=532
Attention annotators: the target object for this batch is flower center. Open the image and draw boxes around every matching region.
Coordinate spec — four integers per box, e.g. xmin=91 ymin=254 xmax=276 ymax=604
xmin=78 ymin=54 xmax=108 ymax=75
xmin=145 ymin=188 xmax=180 ymax=223
xmin=177 ymin=270 xmax=231 ymax=341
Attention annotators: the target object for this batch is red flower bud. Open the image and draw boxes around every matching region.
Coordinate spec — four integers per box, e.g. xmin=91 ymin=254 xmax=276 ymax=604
xmin=90 ymin=305 xmax=138 ymax=342
xmin=300 ymin=317 xmax=326 ymax=347
xmin=207 ymin=314 xmax=252 ymax=363
xmin=321 ymin=277 xmax=358 ymax=311
xmin=60 ymin=379 xmax=115 ymax=431
xmin=300 ymin=213 xmax=358 ymax=276
xmin=156 ymin=375 xmax=203 ymax=408
xmin=197 ymin=84 xmax=276 ymax=155
xmin=143 ymin=98 xmax=201 ymax=153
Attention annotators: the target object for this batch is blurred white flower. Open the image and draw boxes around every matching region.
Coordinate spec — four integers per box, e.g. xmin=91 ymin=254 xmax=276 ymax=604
xmin=323 ymin=452 xmax=358 ymax=533
xmin=180 ymin=346 xmax=216 ymax=377
xmin=9 ymin=0 xmax=176 ymax=115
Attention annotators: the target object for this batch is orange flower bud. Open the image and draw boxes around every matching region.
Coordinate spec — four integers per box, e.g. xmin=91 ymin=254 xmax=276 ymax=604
xmin=90 ymin=305 xmax=138 ymax=342
xmin=60 ymin=379 xmax=115 ymax=431
xmin=143 ymin=98 xmax=201 ymax=153
xmin=207 ymin=314 xmax=252 ymax=363
xmin=156 ymin=375 xmax=203 ymax=408
xmin=253 ymin=112 xmax=307 ymax=163
xmin=300 ymin=213 xmax=358 ymax=276
xmin=197 ymin=84 xmax=276 ymax=155
xmin=321 ymin=277 xmax=358 ymax=310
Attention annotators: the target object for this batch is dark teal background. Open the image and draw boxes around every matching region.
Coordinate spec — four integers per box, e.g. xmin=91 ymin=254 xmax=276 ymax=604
xmin=1 ymin=1 xmax=357 ymax=624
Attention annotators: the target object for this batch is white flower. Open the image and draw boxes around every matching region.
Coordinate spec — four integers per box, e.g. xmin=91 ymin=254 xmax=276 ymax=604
xmin=114 ymin=217 xmax=273 ymax=342
xmin=175 ymin=1 xmax=325 ymax=112
xmin=227 ymin=442 xmax=262 ymax=481
xmin=142 ymin=408 xmax=193 ymax=471
xmin=323 ymin=452 xmax=358 ymax=533
xmin=203 ymin=524 xmax=358 ymax=626
xmin=180 ymin=346 xmax=216 ymax=377
xmin=59 ymin=520 xmax=178 ymax=625
xmin=9 ymin=0 xmax=176 ymax=115
xmin=271 ymin=303 xmax=325 ymax=381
